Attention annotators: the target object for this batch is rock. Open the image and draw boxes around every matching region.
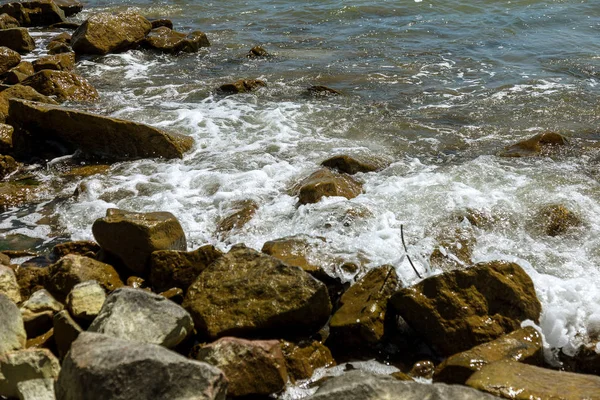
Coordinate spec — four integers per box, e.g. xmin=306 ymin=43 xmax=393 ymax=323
xmin=0 ymin=182 xmax=39 ymax=211
xmin=390 ymin=371 xmax=414 ymax=381
xmin=15 ymin=265 xmax=48 ymax=300
xmin=3 ymin=61 xmax=34 ymax=84
xmin=32 ymin=52 xmax=75 ymax=72
xmin=499 ymin=131 xmax=568 ymax=157
xmin=21 ymin=70 xmax=98 ymax=102
xmin=281 ymin=340 xmax=335 ymax=382
xmin=328 ymin=266 xmax=398 ymax=351
xmin=0 ymin=293 xmax=26 ymax=355
xmin=143 ymin=26 xmax=210 ymax=53
xmin=247 ymin=45 xmax=269 ymax=58
xmin=53 ymin=0 xmax=82 ymax=17
xmin=0 ymin=123 xmax=12 ymax=152
xmin=49 ymin=32 xmax=71 ymax=45
xmin=149 ymin=244 xmax=223 ymax=292
xmin=0 ymin=13 xmax=19 ymax=29
xmin=55 ymin=332 xmax=228 ymax=400
xmin=25 ymin=328 xmax=53 ymax=350
xmin=0 ymin=84 xmax=58 ymax=123
xmin=215 ymin=199 xmax=258 ymax=235
xmin=389 ymin=261 xmax=542 ymax=356
xmin=466 ymin=360 xmax=600 ymax=400
xmin=434 ymin=326 xmax=543 ymax=384
xmin=16 ymin=378 xmax=55 ymax=400
xmin=71 ymin=12 xmax=152 ymax=55
xmin=217 ymin=79 xmax=266 ymax=95
xmin=125 ymin=276 xmax=145 ymax=288
xmin=0 ymin=155 xmax=18 ymax=178
xmin=306 ymin=370 xmax=499 ymax=400
xmin=297 ymin=169 xmax=362 ymax=205
xmin=20 ymin=289 xmax=63 ymax=337
xmin=0 ymin=348 xmax=60 ymax=399
xmin=52 ymin=310 xmax=82 ymax=359
xmin=183 ymin=245 xmax=332 ymax=339
xmin=0 ymin=28 xmax=35 ymax=54
xmin=48 ymin=21 xmax=78 ymax=29
xmin=0 ymin=264 xmax=21 ymax=303
xmin=66 ymin=281 xmax=105 ymax=321
xmin=0 ymin=0 xmax=66 ymax=27
xmin=47 ymin=41 xmax=71 ymax=54
xmin=46 ymin=254 xmax=123 ymax=301
xmin=159 ymin=287 xmax=183 ymax=303
xmin=196 ymin=337 xmax=287 ymax=397
xmin=321 ymin=155 xmax=387 ymax=175
xmin=261 ymin=235 xmax=325 ymax=275
xmin=92 ymin=209 xmax=187 ymax=275
xmin=534 ymin=204 xmax=581 ymax=236
xmin=410 ymin=360 xmax=435 ymax=380
xmin=0 ymin=46 xmax=20 ymax=75
xmin=306 ymin=85 xmax=342 ymax=97
xmin=150 ymin=18 xmax=173 ymax=29
xmin=52 ymin=240 xmax=100 ymax=259
xmin=8 ymin=99 xmax=194 ymax=161
xmin=429 ymin=226 xmax=475 ymax=271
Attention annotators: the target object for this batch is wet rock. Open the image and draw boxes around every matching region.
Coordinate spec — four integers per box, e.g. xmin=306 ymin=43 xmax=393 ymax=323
xmin=149 ymin=244 xmax=223 ymax=293
xmin=216 ymin=199 xmax=258 ymax=235
xmin=0 ymin=123 xmax=12 ymax=152
xmin=261 ymin=235 xmax=326 ymax=275
xmin=389 ymin=260 xmax=541 ymax=356
xmin=0 ymin=293 xmax=26 ymax=355
xmin=306 ymin=85 xmax=342 ymax=97
xmin=21 ymin=70 xmax=98 ymax=102
xmin=2 ymin=61 xmax=34 ymax=84
xmin=196 ymin=337 xmax=287 ymax=397
xmin=20 ymin=289 xmax=63 ymax=337
xmin=217 ymin=79 xmax=266 ymax=95
xmin=0 ymin=264 xmax=21 ymax=303
xmin=390 ymin=371 xmax=413 ymax=381
xmin=24 ymin=328 xmax=53 ymax=350
xmin=126 ymin=276 xmax=145 ymax=288
xmin=0 ymin=0 xmax=66 ymax=27
xmin=47 ymin=41 xmax=71 ymax=54
xmin=281 ymin=340 xmax=335 ymax=382
xmin=297 ymin=168 xmax=362 ymax=205
xmin=52 ymin=240 xmax=100 ymax=259
xmin=16 ymin=378 xmax=55 ymax=400
xmin=10 ymin=99 xmax=194 ymax=160
xmin=0 ymin=28 xmax=35 ymax=54
xmin=46 ymin=254 xmax=123 ymax=301
xmin=410 ymin=360 xmax=435 ymax=380
xmin=56 ymin=332 xmax=228 ymax=400
xmin=0 ymin=84 xmax=58 ymax=122
xmin=247 ymin=45 xmax=270 ymax=58
xmin=53 ymin=0 xmax=82 ymax=17
xmin=434 ymin=326 xmax=543 ymax=384
xmin=183 ymin=245 xmax=332 ymax=339
xmin=15 ymin=265 xmax=48 ymax=300
xmin=329 ymin=266 xmax=398 ymax=351
xmin=71 ymin=12 xmax=152 ymax=55
xmin=0 ymin=155 xmax=18 ymax=178
xmin=48 ymin=21 xmax=78 ymax=29
xmin=52 ymin=310 xmax=82 ymax=359
xmin=0 ymin=46 xmax=20 ymax=75
xmin=159 ymin=287 xmax=183 ymax=303
xmin=499 ymin=131 xmax=568 ymax=157
xmin=92 ymin=209 xmax=187 ymax=275
xmin=150 ymin=18 xmax=173 ymax=29
xmin=534 ymin=203 xmax=581 ymax=236
xmin=0 ymin=182 xmax=39 ymax=211
xmin=429 ymin=226 xmax=475 ymax=272
xmin=143 ymin=26 xmax=210 ymax=53
xmin=0 ymin=13 xmax=19 ymax=29
xmin=66 ymin=281 xmax=105 ymax=321
xmin=321 ymin=154 xmax=387 ymax=175
xmin=32 ymin=52 xmax=75 ymax=72
xmin=466 ymin=360 xmax=600 ymax=400
xmin=0 ymin=348 xmax=60 ymax=399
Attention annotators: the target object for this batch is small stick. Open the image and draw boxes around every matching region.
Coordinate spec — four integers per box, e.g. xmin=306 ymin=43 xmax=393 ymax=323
xmin=401 ymin=224 xmax=422 ymax=279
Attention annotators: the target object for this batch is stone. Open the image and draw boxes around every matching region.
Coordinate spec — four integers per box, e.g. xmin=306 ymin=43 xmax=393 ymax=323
xmin=150 ymin=18 xmax=173 ymax=29
xmin=159 ymin=287 xmax=183 ymax=303
xmin=215 ymin=199 xmax=258 ymax=235
xmin=8 ymin=99 xmax=194 ymax=161
xmin=196 ymin=337 xmax=287 ymax=397
xmin=66 ymin=281 xmax=105 ymax=321
xmin=0 ymin=46 xmax=20 ymax=75
xmin=0 ymin=264 xmax=20 ymax=303
xmin=499 ymin=131 xmax=568 ymax=157
xmin=52 ymin=240 xmax=100 ymax=259
xmin=329 ymin=266 xmax=398 ymax=350
xmin=3 ymin=61 xmax=34 ymax=84
xmin=15 ymin=265 xmax=48 ymax=300
xmin=21 ymin=70 xmax=98 ymax=102
xmin=0 ymin=293 xmax=26 ymax=355
xmin=466 ymin=360 xmax=600 ymax=400
xmin=261 ymin=235 xmax=325 ymax=275
xmin=53 ymin=0 xmax=82 ymax=17
xmin=55 ymin=332 xmax=228 ymax=400
xmin=306 ymin=85 xmax=342 ymax=97
xmin=92 ymin=209 xmax=187 ymax=275
xmin=126 ymin=276 xmax=145 ymax=288
xmin=0 ymin=183 xmax=39 ymax=211
xmin=389 ymin=261 xmax=542 ymax=356
xmin=0 ymin=348 xmax=60 ymax=399
xmin=32 ymin=52 xmax=75 ymax=72
xmin=296 ymin=169 xmax=362 ymax=205
xmin=0 ymin=28 xmax=35 ymax=53
xmin=47 ymin=41 xmax=71 ymax=54
xmin=434 ymin=326 xmax=543 ymax=384
xmin=321 ymin=155 xmax=387 ymax=175
xmin=429 ymin=226 xmax=475 ymax=272
xmin=48 ymin=32 xmax=71 ymax=45
xmin=71 ymin=12 xmax=152 ymax=55
xmin=534 ymin=204 xmax=581 ymax=236
xmin=410 ymin=360 xmax=435 ymax=380
xmin=0 ymin=155 xmax=18 ymax=178
xmin=217 ymin=79 xmax=266 ymax=95
xmin=0 ymin=13 xmax=19 ymax=29
xmin=45 ymin=254 xmax=123 ymax=301
xmin=0 ymin=84 xmax=58 ymax=123
xmin=0 ymin=0 xmax=66 ymax=27
xmin=183 ymin=245 xmax=332 ymax=339
xmin=16 ymin=378 xmax=55 ymax=400
xmin=143 ymin=26 xmax=210 ymax=53
xmin=281 ymin=340 xmax=335 ymax=382
xmin=88 ymin=287 xmax=193 ymax=348
xmin=52 ymin=310 xmax=82 ymax=359
xmin=25 ymin=328 xmax=53 ymax=349
xmin=247 ymin=45 xmax=269 ymax=58
xmin=20 ymin=289 xmax=63 ymax=337
xmin=149 ymin=244 xmax=223 ymax=293
xmin=48 ymin=21 xmax=78 ymax=29
xmin=0 ymin=124 xmax=12 ymax=153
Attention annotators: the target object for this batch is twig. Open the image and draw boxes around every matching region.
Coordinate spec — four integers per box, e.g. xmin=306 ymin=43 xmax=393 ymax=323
xmin=401 ymin=224 xmax=422 ymax=279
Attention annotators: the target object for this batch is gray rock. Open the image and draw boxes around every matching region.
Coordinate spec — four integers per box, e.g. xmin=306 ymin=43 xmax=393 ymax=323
xmin=0 ymin=293 xmax=26 ymax=356
xmin=17 ymin=378 xmax=55 ymax=400
xmin=88 ymin=287 xmax=193 ymax=348
xmin=0 ymin=348 xmax=60 ymax=399
xmin=55 ymin=332 xmax=228 ymax=400
xmin=0 ymin=265 xmax=21 ymax=303
xmin=66 ymin=281 xmax=105 ymax=321
xmin=20 ymin=289 xmax=63 ymax=337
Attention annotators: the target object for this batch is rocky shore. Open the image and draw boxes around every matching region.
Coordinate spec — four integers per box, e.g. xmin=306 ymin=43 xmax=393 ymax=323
xmin=0 ymin=1 xmax=600 ymax=400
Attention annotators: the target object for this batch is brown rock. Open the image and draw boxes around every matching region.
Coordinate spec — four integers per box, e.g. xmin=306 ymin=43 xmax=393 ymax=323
xmin=307 ymin=85 xmax=342 ymax=97
xmin=150 ymin=18 xmax=173 ymax=30
xmin=389 ymin=261 xmax=542 ymax=356
xmin=261 ymin=235 xmax=324 ymax=274
xmin=534 ymin=204 xmax=581 ymax=236
xmin=0 ymin=13 xmax=19 ymax=29
xmin=247 ymin=45 xmax=269 ymax=58
xmin=49 ymin=32 xmax=71 ymax=45
xmin=125 ymin=276 xmax=145 ymax=288
xmin=281 ymin=340 xmax=335 ymax=382
xmin=49 ymin=21 xmax=79 ymax=29
xmin=32 ymin=52 xmax=75 ymax=72
xmin=47 ymin=40 xmax=72 ymax=54
xmin=499 ymin=131 xmax=568 ymax=157
xmin=195 ymin=337 xmax=288 ymax=397
xmin=0 ymin=155 xmax=18 ymax=179
xmin=92 ymin=208 xmax=187 ymax=275
xmin=0 ymin=84 xmax=58 ymax=122
xmin=159 ymin=287 xmax=183 ymax=303
xmin=15 ymin=265 xmax=48 ymax=300
xmin=0 ymin=0 xmax=66 ymax=27
xmin=216 ymin=199 xmax=258 ymax=235
xmin=25 ymin=327 xmax=53 ymax=349
xmin=217 ymin=79 xmax=266 ymax=95
xmin=410 ymin=360 xmax=435 ymax=380
xmin=0 ymin=28 xmax=35 ymax=54
xmin=0 ymin=47 xmax=20 ymax=75
xmin=429 ymin=226 xmax=475 ymax=272
xmin=53 ymin=0 xmax=82 ymax=17
xmin=297 ymin=169 xmax=362 ymax=205
xmin=52 ymin=241 xmax=100 ymax=260
xmin=71 ymin=12 xmax=152 ymax=55
xmin=21 ymin=70 xmax=98 ymax=102
xmin=52 ymin=309 xmax=82 ymax=359
xmin=0 ymin=123 xmax=12 ymax=152
xmin=0 ymin=182 xmax=40 ymax=211
xmin=143 ymin=26 xmax=210 ymax=53
xmin=321 ymin=155 xmax=387 ymax=175
xmin=2 ymin=60 xmax=34 ymax=84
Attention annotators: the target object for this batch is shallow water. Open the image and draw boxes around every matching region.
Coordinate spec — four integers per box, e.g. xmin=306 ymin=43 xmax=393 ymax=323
xmin=5 ymin=0 xmax=600 ymax=362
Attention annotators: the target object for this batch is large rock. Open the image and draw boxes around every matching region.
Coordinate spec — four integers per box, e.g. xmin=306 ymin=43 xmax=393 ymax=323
xmin=71 ymin=12 xmax=152 ymax=55
xmin=261 ymin=235 xmax=325 ymax=275
xmin=534 ymin=204 xmax=581 ymax=236
xmin=466 ymin=360 xmax=600 ymax=400
xmin=433 ymin=326 xmax=543 ymax=384
xmin=0 ymin=293 xmax=26 ymax=355
xmin=0 ymin=0 xmax=66 ymax=26
xmin=20 ymin=289 xmax=64 ymax=336
xmin=389 ymin=261 xmax=541 ymax=356
xmin=143 ymin=26 xmax=210 ymax=53
xmin=321 ymin=154 xmax=387 ymax=175
xmin=21 ymin=70 xmax=98 ymax=102
xmin=52 ymin=310 xmax=82 ymax=359
xmin=149 ymin=245 xmax=223 ymax=292
xmin=0 ymin=85 xmax=57 ymax=123
xmin=215 ymin=199 xmax=258 ymax=235
xmin=195 ymin=337 xmax=288 ymax=397
xmin=0 ymin=348 xmax=60 ymax=399
xmin=66 ymin=281 xmax=105 ymax=321
xmin=0 ymin=13 xmax=19 ymax=29
xmin=55 ymin=332 xmax=228 ymax=400
xmin=0 ymin=28 xmax=35 ymax=53
xmin=0 ymin=46 xmax=20 ymax=75
xmin=32 ymin=52 xmax=75 ymax=72
xmin=15 ymin=265 xmax=48 ymax=300
xmin=281 ymin=340 xmax=335 ymax=382
xmin=3 ymin=60 xmax=34 ymax=85
xmin=53 ymin=0 xmax=82 ymax=17
xmin=16 ymin=378 xmax=55 ymax=400
xmin=0 ymin=124 xmax=11 ymax=152
xmin=296 ymin=168 xmax=362 ymax=205
xmin=52 ymin=240 xmax=100 ymax=260
xmin=183 ymin=245 xmax=332 ymax=339
xmin=92 ymin=209 xmax=187 ymax=275
xmin=88 ymin=287 xmax=193 ymax=348
xmin=8 ymin=99 xmax=194 ymax=160
xmin=499 ymin=131 xmax=568 ymax=157
xmin=0 ymin=264 xmax=21 ymax=303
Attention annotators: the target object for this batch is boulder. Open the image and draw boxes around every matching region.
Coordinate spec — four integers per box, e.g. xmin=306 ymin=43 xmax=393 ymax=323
xmin=0 ymin=348 xmax=60 ymax=399
xmin=410 ymin=360 xmax=435 ymax=380
xmin=389 ymin=261 xmax=541 ymax=356
xmin=429 ymin=226 xmax=475 ymax=272
xmin=0 ymin=0 xmax=66 ymax=27
xmin=52 ymin=310 xmax=82 ymax=359
xmin=217 ymin=79 xmax=266 ymax=95
xmin=2 ymin=61 xmax=34 ymax=84
xmin=71 ymin=12 xmax=152 ymax=55
xmin=49 ymin=21 xmax=78 ymax=29
xmin=53 ymin=0 xmax=82 ymax=17
xmin=21 ymin=70 xmax=98 ymax=102
xmin=321 ymin=155 xmax=387 ymax=175
xmin=15 ymin=265 xmax=48 ymax=300
xmin=281 ymin=340 xmax=335 ymax=382
xmin=534 ymin=204 xmax=581 ymax=236
xmin=0 ymin=293 xmax=26 ymax=355
xmin=0 ymin=84 xmax=57 ymax=122
xmin=0 ymin=46 xmax=20 ymax=75
xmin=55 ymin=332 xmax=228 ymax=400
xmin=92 ymin=209 xmax=187 ymax=275
xmin=296 ymin=169 xmax=362 ymax=205
xmin=0 ymin=264 xmax=21 ymax=303
xmin=143 ymin=26 xmax=210 ymax=53
xmin=0 ymin=13 xmax=19 ymax=29
xmin=499 ymin=131 xmax=568 ymax=157
xmin=7 ymin=99 xmax=194 ymax=160
xmin=32 ymin=52 xmax=75 ymax=72
xmin=149 ymin=244 xmax=223 ymax=292
xmin=0 ymin=28 xmax=35 ymax=53
xmin=52 ymin=240 xmax=100 ymax=259
xmin=434 ymin=326 xmax=543 ymax=384
xmin=183 ymin=245 xmax=332 ymax=339
xmin=16 ymin=378 xmax=55 ymax=400
xmin=88 ymin=287 xmax=193 ymax=348
xmin=215 ymin=199 xmax=258 ymax=235
xmin=150 ymin=18 xmax=173 ymax=29
xmin=20 ymin=289 xmax=63 ymax=337
xmin=47 ymin=41 xmax=71 ymax=54
xmin=195 ymin=337 xmax=287 ymax=397
xmin=247 ymin=45 xmax=269 ymax=58
xmin=0 ymin=182 xmax=40 ymax=211
xmin=66 ymin=281 xmax=105 ymax=321
xmin=0 ymin=155 xmax=18 ymax=178
xmin=466 ymin=360 xmax=600 ymax=400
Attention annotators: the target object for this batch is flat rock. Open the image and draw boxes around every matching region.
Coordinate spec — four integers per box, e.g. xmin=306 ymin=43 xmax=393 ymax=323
xmin=297 ymin=168 xmax=362 ymax=205
xmin=32 ymin=52 xmax=75 ymax=72
xmin=55 ymin=332 xmax=228 ymax=400
xmin=183 ymin=245 xmax=332 ymax=339
xmin=0 ymin=264 xmax=21 ymax=303
xmin=21 ymin=70 xmax=98 ymax=102
xmin=0 ymin=0 xmax=66 ymax=27
xmin=281 ymin=340 xmax=335 ymax=382
xmin=321 ymin=154 xmax=387 ymax=175
xmin=0 ymin=46 xmax=21 ymax=75
xmin=0 ymin=28 xmax=35 ymax=53
xmin=0 ymin=348 xmax=60 ymax=399
xmin=88 ymin=287 xmax=193 ymax=348
xmin=143 ymin=26 xmax=210 ymax=53
xmin=0 ymin=84 xmax=58 ymax=123
xmin=217 ymin=79 xmax=266 ymax=95
xmin=0 ymin=293 xmax=26 ymax=355
xmin=66 ymin=281 xmax=105 ymax=321
xmin=499 ymin=131 xmax=568 ymax=157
